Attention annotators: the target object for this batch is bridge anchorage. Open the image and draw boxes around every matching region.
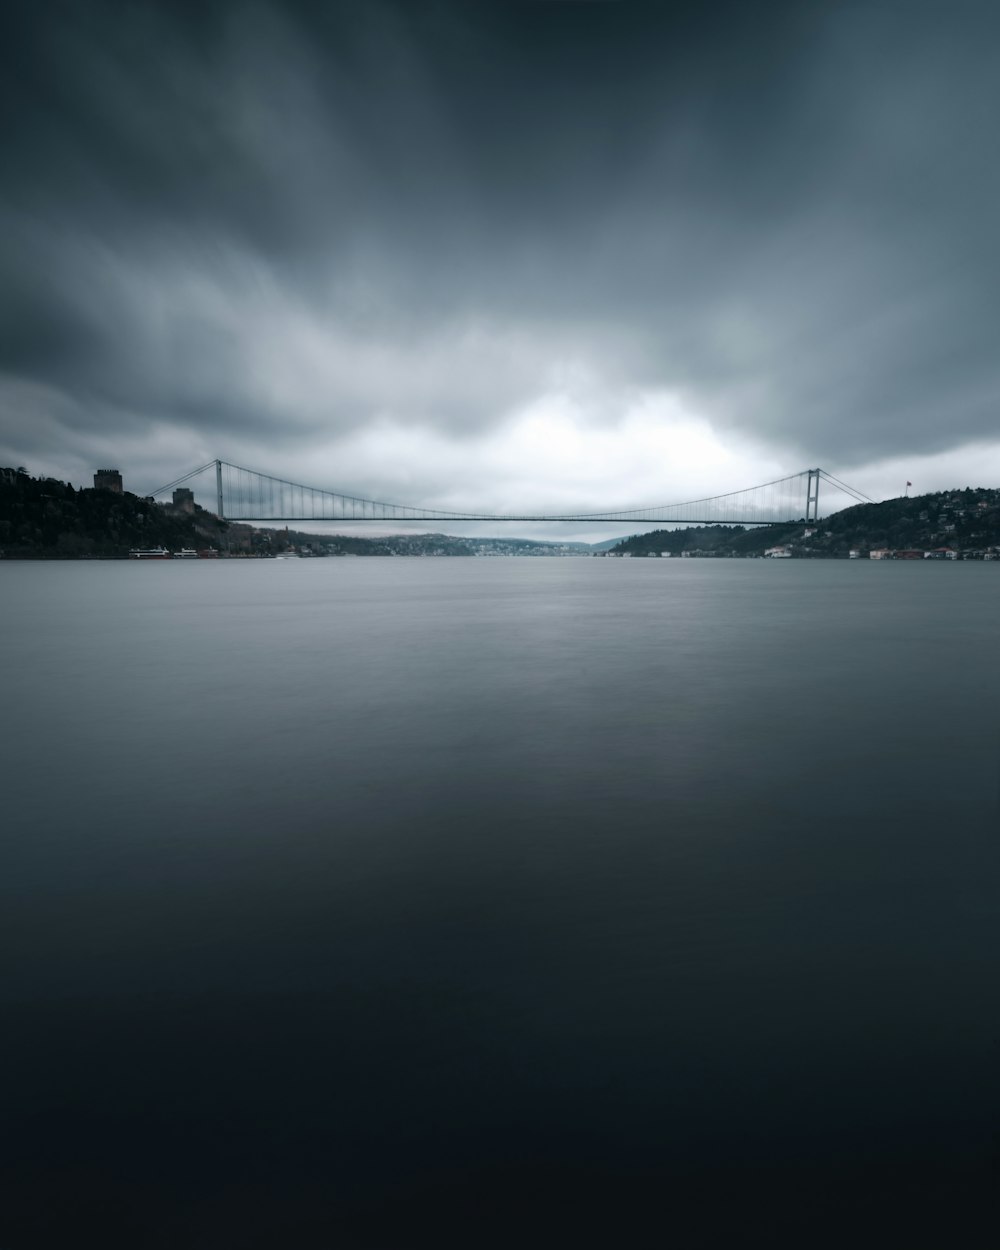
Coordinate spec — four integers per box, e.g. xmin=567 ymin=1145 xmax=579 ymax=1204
xmin=151 ymin=462 xmax=872 ymax=526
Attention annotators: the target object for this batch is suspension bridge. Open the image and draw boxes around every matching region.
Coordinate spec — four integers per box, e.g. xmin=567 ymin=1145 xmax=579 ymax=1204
xmin=151 ymin=461 xmax=873 ymax=526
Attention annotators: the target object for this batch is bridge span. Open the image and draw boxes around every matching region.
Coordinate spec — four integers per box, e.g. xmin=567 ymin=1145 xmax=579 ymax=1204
xmin=152 ymin=462 xmax=872 ymax=527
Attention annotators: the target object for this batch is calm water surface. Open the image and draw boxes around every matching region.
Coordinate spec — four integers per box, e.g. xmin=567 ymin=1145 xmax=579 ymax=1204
xmin=2 ymin=559 xmax=998 ymax=1246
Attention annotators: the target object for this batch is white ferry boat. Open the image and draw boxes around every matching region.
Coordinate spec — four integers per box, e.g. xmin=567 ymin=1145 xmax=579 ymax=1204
xmin=173 ymin=549 xmax=199 ymax=558
xmin=129 ymin=547 xmax=172 ymax=560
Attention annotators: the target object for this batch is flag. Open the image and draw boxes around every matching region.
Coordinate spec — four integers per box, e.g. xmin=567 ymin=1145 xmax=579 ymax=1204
xmin=906 ymin=481 xmax=912 ymax=486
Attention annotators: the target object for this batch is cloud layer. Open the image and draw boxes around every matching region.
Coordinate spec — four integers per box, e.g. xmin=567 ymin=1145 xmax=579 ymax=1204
xmin=2 ymin=0 xmax=999 ymax=518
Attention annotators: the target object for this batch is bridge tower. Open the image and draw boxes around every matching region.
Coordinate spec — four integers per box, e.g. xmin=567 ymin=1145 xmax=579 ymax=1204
xmin=806 ymin=468 xmax=820 ymax=522
xmin=216 ymin=459 xmax=224 ymax=519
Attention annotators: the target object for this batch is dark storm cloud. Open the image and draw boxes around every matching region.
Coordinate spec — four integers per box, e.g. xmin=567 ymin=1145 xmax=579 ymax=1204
xmin=2 ymin=0 xmax=999 ymax=487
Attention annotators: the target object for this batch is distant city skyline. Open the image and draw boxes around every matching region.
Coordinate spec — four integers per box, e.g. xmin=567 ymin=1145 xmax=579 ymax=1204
xmin=3 ymin=1 xmax=1000 ymax=539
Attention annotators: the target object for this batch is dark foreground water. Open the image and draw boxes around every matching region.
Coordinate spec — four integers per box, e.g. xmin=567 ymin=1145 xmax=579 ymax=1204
xmin=2 ymin=558 xmax=998 ymax=1247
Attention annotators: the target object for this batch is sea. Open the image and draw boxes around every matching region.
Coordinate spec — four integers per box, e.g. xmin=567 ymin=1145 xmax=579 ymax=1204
xmin=2 ymin=558 xmax=998 ymax=1247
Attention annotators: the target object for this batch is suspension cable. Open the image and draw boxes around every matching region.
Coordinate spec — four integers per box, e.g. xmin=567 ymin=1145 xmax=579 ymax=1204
xmin=150 ymin=461 xmax=218 ymax=497
xmin=819 ymin=470 xmax=874 ymax=504
xmin=148 ymin=460 xmax=872 ymax=522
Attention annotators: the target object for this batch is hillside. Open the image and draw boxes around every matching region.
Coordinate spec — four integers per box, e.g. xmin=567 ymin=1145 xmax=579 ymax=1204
xmin=0 ymin=469 xmax=229 ymax=558
xmin=612 ymin=487 xmax=1000 ymax=558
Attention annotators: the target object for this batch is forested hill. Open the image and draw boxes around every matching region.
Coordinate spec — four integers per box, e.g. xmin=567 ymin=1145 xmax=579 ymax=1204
xmin=0 ymin=469 xmax=228 ymax=557
xmin=613 ymin=486 xmax=1000 ymax=557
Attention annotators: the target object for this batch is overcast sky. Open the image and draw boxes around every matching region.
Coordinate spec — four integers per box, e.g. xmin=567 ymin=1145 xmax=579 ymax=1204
xmin=2 ymin=0 xmax=999 ymax=537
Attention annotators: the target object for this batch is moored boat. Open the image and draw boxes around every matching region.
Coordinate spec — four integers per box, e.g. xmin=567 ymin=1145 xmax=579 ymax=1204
xmin=129 ymin=547 xmax=172 ymax=559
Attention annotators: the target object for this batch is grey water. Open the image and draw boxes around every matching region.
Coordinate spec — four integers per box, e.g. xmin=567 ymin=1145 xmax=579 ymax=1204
xmin=2 ymin=558 xmax=998 ymax=1247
